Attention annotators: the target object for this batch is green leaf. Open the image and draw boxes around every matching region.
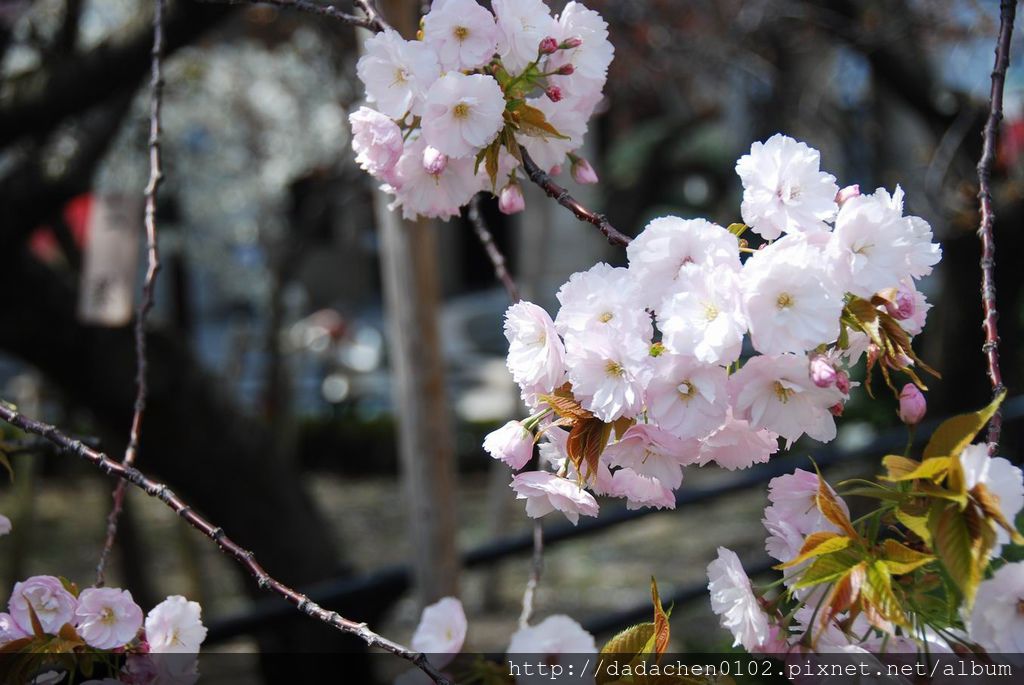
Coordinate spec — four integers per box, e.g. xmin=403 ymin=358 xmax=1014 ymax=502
xmin=881 ymin=457 xmax=950 ymax=483
xmin=895 ymin=505 xmax=932 ymax=544
xmin=928 ymin=502 xmax=979 ymax=606
xmin=726 ymin=223 xmax=747 ymax=236
xmin=513 ymin=103 xmax=570 ymax=140
xmin=598 ymin=623 xmax=654 ymax=685
xmin=862 ymin=560 xmax=908 ymax=628
xmin=882 ymin=455 xmax=920 ymax=481
xmin=923 ymin=390 xmax=1007 ymax=460
xmin=879 ymin=539 xmax=935 ymax=575
xmin=792 ymin=550 xmax=861 ymax=590
xmin=775 ymin=532 xmax=851 ymax=570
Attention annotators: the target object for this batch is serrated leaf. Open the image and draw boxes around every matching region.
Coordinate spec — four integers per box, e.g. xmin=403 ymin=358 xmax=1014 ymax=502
xmin=879 ymin=539 xmax=935 ymax=575
xmin=567 ymin=417 xmax=612 ymax=483
xmin=513 ymin=103 xmax=570 ymax=140
xmin=862 ymin=560 xmax=909 ymax=628
xmin=598 ymin=623 xmax=654 ymax=685
xmin=643 ymin=577 xmax=670 ymax=657
xmin=819 ymin=562 xmax=866 ymax=630
xmin=929 ymin=502 xmax=979 ymax=606
xmin=776 ymin=532 xmax=850 ymax=569
xmin=539 ymin=385 xmax=592 ymax=422
xmin=923 ymin=390 xmax=1007 ymax=460
xmin=973 ymin=483 xmax=1024 ymax=544
xmin=815 ymin=474 xmax=859 ymax=540
xmin=895 ymin=505 xmax=932 ymax=544
xmin=916 ymin=481 xmax=968 ymax=506
xmin=881 ymin=457 xmax=950 ymax=483
xmin=792 ymin=550 xmax=861 ymax=590
xmin=882 ymin=455 xmax=920 ymax=480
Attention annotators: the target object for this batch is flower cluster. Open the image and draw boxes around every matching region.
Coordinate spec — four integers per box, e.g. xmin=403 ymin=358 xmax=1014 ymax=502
xmin=708 ymin=420 xmax=1024 ymax=656
xmin=1 ymin=576 xmax=206 ymax=683
xmin=485 ymin=134 xmax=941 ymax=525
xmin=351 ymin=0 xmax=613 ymax=220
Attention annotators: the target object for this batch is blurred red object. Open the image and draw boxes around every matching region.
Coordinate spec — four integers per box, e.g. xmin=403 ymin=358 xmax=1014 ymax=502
xmin=28 ymin=193 xmax=93 ymax=264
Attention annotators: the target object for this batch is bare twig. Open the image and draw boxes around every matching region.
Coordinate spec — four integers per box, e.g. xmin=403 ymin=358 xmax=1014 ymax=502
xmin=97 ymin=0 xmax=167 ymax=588
xmin=194 ymin=0 xmax=387 ymax=31
xmin=976 ymin=0 xmax=1016 ymax=449
xmin=467 ymin=195 xmax=520 ymax=304
xmin=517 ymin=521 xmax=544 ymax=629
xmin=0 ymin=402 xmax=452 ymax=685
xmin=353 ymin=0 xmax=391 ymax=32
xmin=519 ymin=147 xmax=631 ymax=247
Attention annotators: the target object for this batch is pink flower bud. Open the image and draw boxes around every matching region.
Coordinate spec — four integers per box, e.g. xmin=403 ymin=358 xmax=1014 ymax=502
xmin=422 ymin=145 xmax=448 ymax=176
xmin=809 ymin=355 xmax=837 ymax=388
xmin=545 ymin=86 xmax=563 ymax=102
xmin=556 ymin=64 xmax=575 ymax=75
xmin=835 ymin=370 xmax=851 ymax=394
xmin=829 ymin=402 xmax=845 ymax=417
xmin=898 ymin=383 xmax=926 ymax=425
xmin=539 ymin=37 xmax=559 ymax=55
xmin=836 ymin=184 xmax=861 ymax=205
xmin=549 ymin=164 xmax=563 ymax=176
xmin=571 ymin=157 xmax=598 ymax=185
xmin=498 ymin=183 xmax=526 ymax=215
xmin=885 ymin=287 xmax=916 ymax=320
xmin=561 ymin=36 xmax=583 ymax=49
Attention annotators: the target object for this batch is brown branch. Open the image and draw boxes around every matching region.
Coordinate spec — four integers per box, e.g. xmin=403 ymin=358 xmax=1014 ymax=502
xmin=96 ymin=0 xmax=168 ymax=588
xmin=467 ymin=195 xmax=520 ymax=303
xmin=0 ymin=402 xmax=452 ymax=685
xmin=519 ymin=147 xmax=631 ymax=247
xmin=195 ymin=0 xmax=388 ymax=32
xmin=976 ymin=0 xmax=1016 ymax=449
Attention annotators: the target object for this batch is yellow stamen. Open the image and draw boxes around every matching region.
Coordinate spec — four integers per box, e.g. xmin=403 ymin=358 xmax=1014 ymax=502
xmin=452 ymin=102 xmax=470 ymax=119
xmin=453 ymin=26 xmax=469 ymax=41
xmin=776 ymin=292 xmax=793 ymax=310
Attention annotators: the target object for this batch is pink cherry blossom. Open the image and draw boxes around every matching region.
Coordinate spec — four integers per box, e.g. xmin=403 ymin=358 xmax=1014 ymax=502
xmin=75 ymin=587 xmax=144 ymax=650
xmin=659 ymin=265 xmax=747 ymax=365
xmin=555 ymin=263 xmax=650 ymax=342
xmin=504 ymin=301 xmax=566 ymax=396
xmin=510 ymin=471 xmax=599 ymax=525
xmin=603 ymin=423 xmax=698 ymax=490
xmin=422 ymin=72 xmax=505 ymax=159
xmin=570 ymin=157 xmax=598 ymax=184
xmin=644 ymin=354 xmax=729 ymax=440
xmin=897 ymin=383 xmax=926 ymax=425
xmin=8 ymin=575 xmax=78 ymax=635
xmin=507 ymin=614 xmax=596 ymax=654
xmin=960 ymin=443 xmax=1024 ymax=555
xmin=564 ymin=328 xmax=651 ymax=422
xmin=736 ymin=134 xmax=839 ymax=239
xmin=698 ymin=408 xmax=779 ymax=471
xmin=145 ymin=596 xmax=207 ymax=653
xmin=492 ymin=0 xmax=558 ymax=74
xmin=349 ymin=107 xmax=404 ymax=181
xmin=422 ymin=0 xmax=499 ymax=71
xmin=411 ymin=596 xmax=466 ymax=669
xmin=608 ymin=467 xmax=676 ymax=510
xmin=387 ymin=137 xmax=481 ymax=220
xmin=0 ymin=612 xmax=27 ymax=645
xmin=483 ymin=420 xmax=535 ymax=470
xmin=498 ymin=182 xmax=526 ymax=215
xmin=707 ymin=547 xmax=770 ymax=651
xmin=356 ymin=30 xmax=440 ymax=119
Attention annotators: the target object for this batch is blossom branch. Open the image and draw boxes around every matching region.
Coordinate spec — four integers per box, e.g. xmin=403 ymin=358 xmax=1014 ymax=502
xmin=519 ymin=147 xmax=631 ymax=248
xmin=976 ymin=0 xmax=1016 ymax=449
xmin=0 ymin=402 xmax=452 ymax=685
xmin=517 ymin=520 xmax=544 ymax=629
xmin=468 ymin=194 xmax=520 ymax=303
xmin=96 ymin=0 xmax=167 ymax=587
xmin=193 ymin=0 xmax=388 ymax=32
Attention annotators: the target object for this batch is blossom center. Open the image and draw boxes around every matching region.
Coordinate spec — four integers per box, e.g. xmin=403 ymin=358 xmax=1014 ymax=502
xmin=605 ymin=360 xmax=624 ymax=377
xmin=772 ymin=380 xmax=794 ymax=403
xmin=452 ymin=102 xmax=470 ymax=119
xmin=453 ymin=25 xmax=469 ymax=41
xmin=776 ymin=292 xmax=793 ymax=310
xmin=100 ymin=607 xmax=117 ymax=625
xmin=704 ymin=303 xmax=719 ymax=321
xmin=677 ymin=380 xmax=695 ymax=401
xmin=392 ymin=68 xmax=408 ymax=86
xmin=598 ymin=311 xmax=614 ymax=323
xmin=777 ymin=184 xmax=801 ymax=202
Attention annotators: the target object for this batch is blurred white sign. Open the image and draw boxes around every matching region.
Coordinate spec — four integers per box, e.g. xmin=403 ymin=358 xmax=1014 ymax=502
xmin=77 ymin=195 xmax=141 ymax=327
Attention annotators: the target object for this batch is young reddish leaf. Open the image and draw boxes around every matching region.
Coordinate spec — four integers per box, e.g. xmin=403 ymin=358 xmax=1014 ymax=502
xmin=567 ymin=417 xmax=612 ymax=482
xmin=645 ymin=577 xmax=671 ymax=657
xmin=513 ymin=103 xmax=570 ymax=140
xmin=611 ymin=416 xmax=635 ymax=440
xmin=539 ymin=386 xmax=592 ymax=422
xmin=923 ymin=390 xmax=1007 ymax=460
xmin=775 ymin=531 xmax=850 ymax=570
xmin=879 ymin=539 xmax=935 ymax=575
xmin=818 ymin=562 xmax=866 ymax=630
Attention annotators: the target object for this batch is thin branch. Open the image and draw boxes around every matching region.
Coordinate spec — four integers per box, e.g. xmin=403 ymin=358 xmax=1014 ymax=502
xmin=0 ymin=402 xmax=452 ymax=685
xmin=519 ymin=147 xmax=631 ymax=248
xmin=517 ymin=521 xmax=543 ymax=629
xmin=97 ymin=0 xmax=168 ymax=587
xmin=976 ymin=0 xmax=1016 ymax=449
xmin=467 ymin=195 xmax=520 ymax=303
xmin=352 ymin=0 xmax=391 ymax=32
xmin=195 ymin=0 xmax=387 ymax=32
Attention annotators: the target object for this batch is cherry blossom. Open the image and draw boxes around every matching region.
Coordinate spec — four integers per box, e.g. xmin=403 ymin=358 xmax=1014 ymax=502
xmin=74 ymin=587 xmax=144 ymax=650
xmin=356 ymin=30 xmax=440 ymax=119
xmin=0 ymin=612 xmax=27 ymax=645
xmin=483 ymin=420 xmax=535 ymax=470
xmin=697 ymin=408 xmax=779 ymax=471
xmin=510 ymin=471 xmax=599 ymax=525
xmin=643 ymin=354 xmax=729 ymax=440
xmin=349 ymin=106 xmax=404 ymax=181
xmin=707 ymin=547 xmax=770 ymax=651
xmin=608 ymin=467 xmax=676 ymax=510
xmin=960 ymin=443 xmax=1024 ymax=555
xmin=736 ymin=134 xmax=839 ymax=239
xmin=659 ymin=265 xmax=747 ymax=365
xmin=421 ymin=0 xmax=499 ymax=71
xmin=386 ymin=137 xmax=482 ymax=220
xmin=564 ymin=328 xmax=650 ymax=422
xmin=411 ymin=596 xmax=467 ymax=669
xmin=555 ymin=263 xmax=651 ymax=343
xmin=422 ymin=73 xmax=505 ymax=159
xmin=602 ymin=423 xmax=698 ymax=490
xmin=968 ymin=561 xmax=1024 ymax=652
xmin=8 ymin=575 xmax=78 ymax=635
xmin=503 ymin=301 xmax=565 ymax=396
xmin=492 ymin=0 xmax=558 ymax=75
xmin=144 ymin=596 xmax=208 ymax=653
xmin=507 ymin=614 xmax=596 ymax=655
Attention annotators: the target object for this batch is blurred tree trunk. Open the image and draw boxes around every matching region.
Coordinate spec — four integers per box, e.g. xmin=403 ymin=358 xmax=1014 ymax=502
xmin=371 ymin=0 xmax=461 ymax=607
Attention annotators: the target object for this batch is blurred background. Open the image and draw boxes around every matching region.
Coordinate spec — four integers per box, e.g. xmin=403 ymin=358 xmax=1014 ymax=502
xmin=0 ymin=0 xmax=1022 ymax=681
